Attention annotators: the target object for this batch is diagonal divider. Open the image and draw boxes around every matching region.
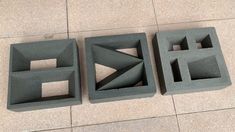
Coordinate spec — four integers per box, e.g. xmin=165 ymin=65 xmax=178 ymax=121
xmin=97 ymin=62 xmax=144 ymax=91
xmin=92 ymin=45 xmax=142 ymax=70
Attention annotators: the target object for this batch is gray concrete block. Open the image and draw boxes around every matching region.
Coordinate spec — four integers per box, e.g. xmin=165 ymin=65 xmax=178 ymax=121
xmin=85 ymin=33 xmax=156 ymax=103
xmin=152 ymin=27 xmax=231 ymax=95
xmin=8 ymin=39 xmax=82 ymax=111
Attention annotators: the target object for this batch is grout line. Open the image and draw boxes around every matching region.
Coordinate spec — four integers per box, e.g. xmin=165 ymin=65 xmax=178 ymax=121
xmin=65 ymin=0 xmax=70 ymax=38
xmin=0 ymin=32 xmax=68 ymax=40
xmin=2 ymin=17 xmax=235 ymax=40
xmin=31 ymin=127 xmax=72 ymax=132
xmin=68 ymin=17 xmax=235 ymax=34
xmin=70 ymin=106 xmax=73 ymax=128
xmin=171 ymin=95 xmax=181 ymax=132
xmin=68 ymin=24 xmax=158 ymax=34
xmin=34 ymin=105 xmax=235 ymax=132
xmin=0 ymin=24 xmax=157 ymax=40
xmin=151 ymin=0 xmax=159 ymax=31
xmin=66 ymin=0 xmax=73 ymax=129
xmin=158 ymin=17 xmax=235 ymax=26
xmin=67 ymin=0 xmax=71 ymax=129
xmin=177 ymin=106 xmax=235 ymax=116
xmin=72 ymin=114 xmax=176 ymax=128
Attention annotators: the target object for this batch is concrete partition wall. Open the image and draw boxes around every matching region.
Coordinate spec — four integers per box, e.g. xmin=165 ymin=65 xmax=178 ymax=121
xmin=152 ymin=27 xmax=231 ymax=95
xmin=85 ymin=33 xmax=156 ymax=103
xmin=8 ymin=39 xmax=81 ymax=111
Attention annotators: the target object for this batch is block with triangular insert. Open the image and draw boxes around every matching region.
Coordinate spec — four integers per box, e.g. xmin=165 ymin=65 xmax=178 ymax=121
xmin=85 ymin=33 xmax=156 ymax=103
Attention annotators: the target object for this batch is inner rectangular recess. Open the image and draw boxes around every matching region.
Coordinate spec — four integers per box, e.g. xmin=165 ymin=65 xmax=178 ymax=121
xmin=10 ymin=69 xmax=76 ymax=104
xmin=170 ymin=59 xmax=182 ymax=82
xmin=30 ymin=59 xmax=57 ymax=70
xmin=42 ymin=80 xmax=69 ymax=98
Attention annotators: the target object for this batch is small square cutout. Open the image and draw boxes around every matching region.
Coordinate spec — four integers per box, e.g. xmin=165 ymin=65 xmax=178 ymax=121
xmin=196 ymin=35 xmax=213 ymax=48
xmin=168 ymin=37 xmax=189 ymax=51
xmin=173 ymin=44 xmax=181 ymax=51
xmin=196 ymin=43 xmax=202 ymax=49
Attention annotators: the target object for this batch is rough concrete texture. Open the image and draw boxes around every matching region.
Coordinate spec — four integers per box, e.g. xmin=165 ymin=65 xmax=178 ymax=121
xmin=85 ymin=33 xmax=156 ymax=103
xmin=8 ymin=39 xmax=81 ymax=111
xmin=152 ymin=27 xmax=231 ymax=95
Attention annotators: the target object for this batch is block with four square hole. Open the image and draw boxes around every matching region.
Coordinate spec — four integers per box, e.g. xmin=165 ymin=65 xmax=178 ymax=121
xmin=152 ymin=27 xmax=231 ymax=95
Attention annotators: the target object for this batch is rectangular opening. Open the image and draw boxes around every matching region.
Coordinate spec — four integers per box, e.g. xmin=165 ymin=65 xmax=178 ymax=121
xmin=188 ymin=56 xmax=221 ymax=80
xmin=41 ymin=80 xmax=69 ymax=98
xmin=171 ymin=59 xmax=182 ymax=82
xmin=30 ymin=59 xmax=57 ymax=70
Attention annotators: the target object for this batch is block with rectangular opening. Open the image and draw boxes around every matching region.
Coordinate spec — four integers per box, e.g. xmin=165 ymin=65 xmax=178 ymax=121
xmin=152 ymin=27 xmax=231 ymax=95
xmin=85 ymin=33 xmax=156 ymax=103
xmin=8 ymin=39 xmax=81 ymax=111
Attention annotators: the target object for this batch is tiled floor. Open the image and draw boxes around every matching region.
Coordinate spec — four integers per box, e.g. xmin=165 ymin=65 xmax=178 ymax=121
xmin=0 ymin=0 xmax=234 ymax=132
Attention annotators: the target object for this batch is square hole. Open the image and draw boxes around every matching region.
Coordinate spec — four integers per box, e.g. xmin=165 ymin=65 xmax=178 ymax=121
xmin=42 ymin=80 xmax=69 ymax=98
xmin=30 ymin=59 xmax=57 ymax=70
xmin=196 ymin=35 xmax=213 ymax=49
xmin=168 ymin=37 xmax=189 ymax=51
xmin=196 ymin=43 xmax=202 ymax=49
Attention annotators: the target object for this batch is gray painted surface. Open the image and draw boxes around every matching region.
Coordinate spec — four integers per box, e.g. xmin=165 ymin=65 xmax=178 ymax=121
xmin=85 ymin=33 xmax=156 ymax=103
xmin=152 ymin=27 xmax=231 ymax=95
xmin=8 ymin=39 xmax=81 ymax=111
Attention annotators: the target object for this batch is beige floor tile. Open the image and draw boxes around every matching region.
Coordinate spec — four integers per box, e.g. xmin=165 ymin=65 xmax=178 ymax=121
xmin=158 ymin=19 xmax=235 ymax=114
xmin=0 ymin=34 xmax=71 ymax=132
xmin=67 ymin=0 xmax=156 ymax=32
xmin=178 ymin=109 xmax=235 ymax=132
xmin=153 ymin=0 xmax=235 ymax=24
xmin=73 ymin=116 xmax=178 ymax=132
xmin=69 ymin=26 xmax=175 ymax=126
xmin=0 ymin=0 xmax=67 ymax=38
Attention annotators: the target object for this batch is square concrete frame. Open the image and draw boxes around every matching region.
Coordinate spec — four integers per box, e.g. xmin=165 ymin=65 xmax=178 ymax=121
xmin=85 ymin=33 xmax=156 ymax=103
xmin=8 ymin=39 xmax=81 ymax=111
xmin=152 ymin=27 xmax=231 ymax=95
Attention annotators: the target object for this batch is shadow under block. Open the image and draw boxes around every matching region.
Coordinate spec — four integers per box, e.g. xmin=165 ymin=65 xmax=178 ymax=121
xmin=85 ymin=33 xmax=156 ymax=103
xmin=8 ymin=39 xmax=81 ymax=111
xmin=152 ymin=27 xmax=231 ymax=95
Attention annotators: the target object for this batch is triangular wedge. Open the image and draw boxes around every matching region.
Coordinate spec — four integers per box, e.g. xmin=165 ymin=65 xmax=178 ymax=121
xmin=95 ymin=63 xmax=117 ymax=82
xmin=92 ymin=45 xmax=142 ymax=70
xmin=116 ymin=48 xmax=138 ymax=57
xmin=97 ymin=62 xmax=144 ymax=90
